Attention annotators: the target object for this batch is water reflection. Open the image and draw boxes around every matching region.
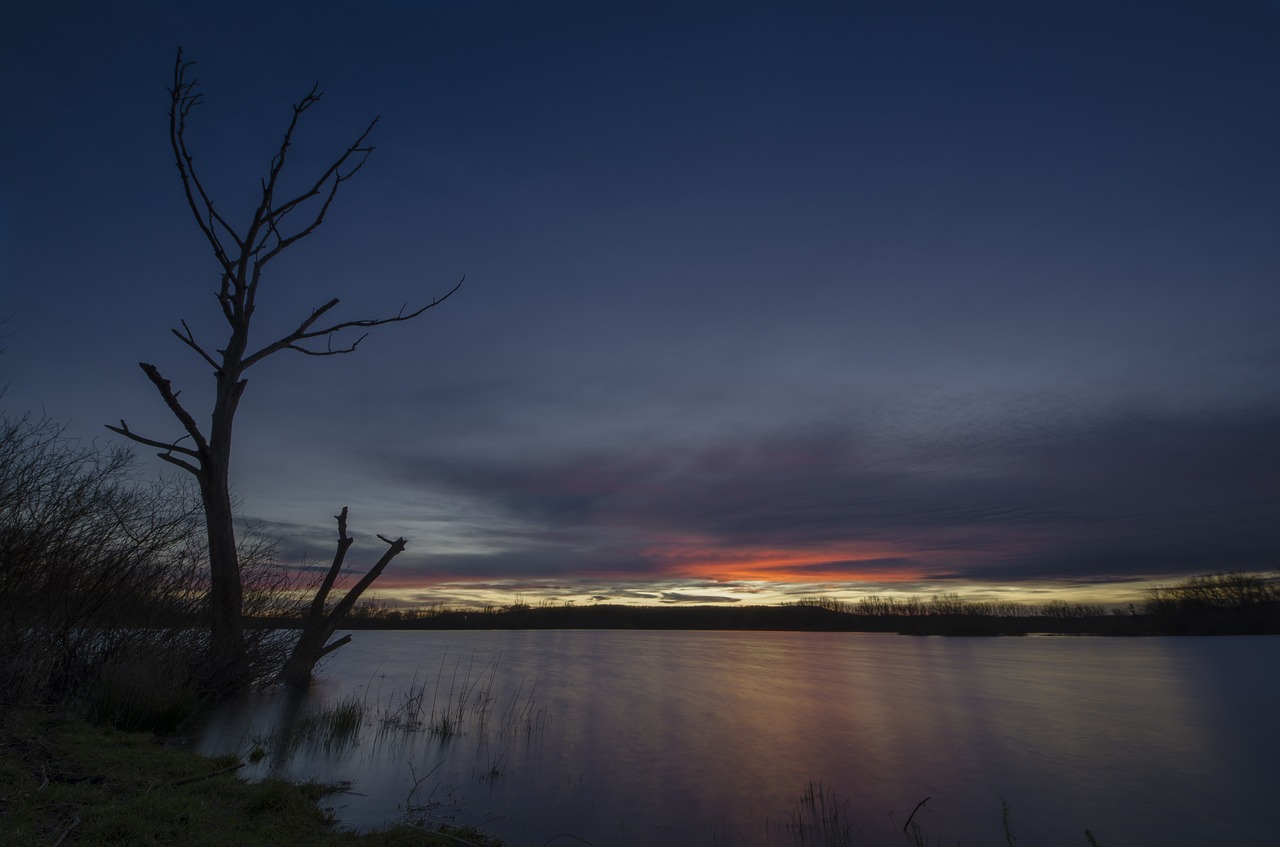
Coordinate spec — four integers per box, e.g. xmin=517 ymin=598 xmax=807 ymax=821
xmin=193 ymin=632 xmax=1280 ymax=846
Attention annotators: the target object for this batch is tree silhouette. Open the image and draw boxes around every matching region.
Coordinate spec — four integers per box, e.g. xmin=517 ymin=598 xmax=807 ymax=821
xmin=109 ymin=50 xmax=461 ymax=688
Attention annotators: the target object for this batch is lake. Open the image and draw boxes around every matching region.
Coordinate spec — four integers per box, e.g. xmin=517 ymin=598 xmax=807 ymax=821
xmin=193 ymin=631 xmax=1280 ymax=846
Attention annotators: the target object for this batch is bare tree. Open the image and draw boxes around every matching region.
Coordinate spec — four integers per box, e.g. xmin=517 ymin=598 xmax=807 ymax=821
xmin=109 ymin=50 xmax=460 ymax=688
xmin=277 ymin=507 xmax=406 ymax=687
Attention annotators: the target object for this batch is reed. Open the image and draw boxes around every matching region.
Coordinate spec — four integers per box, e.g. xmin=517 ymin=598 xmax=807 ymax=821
xmin=788 ymin=781 xmax=855 ymax=847
xmin=296 ymin=694 xmax=367 ymax=750
xmin=778 ymin=784 xmax=1103 ymax=847
xmin=374 ymin=652 xmax=547 ymax=742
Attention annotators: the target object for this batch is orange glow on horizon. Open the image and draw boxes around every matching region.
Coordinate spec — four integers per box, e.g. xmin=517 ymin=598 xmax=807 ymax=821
xmin=651 ymin=541 xmax=928 ymax=584
xmin=356 ymin=538 xmax=934 ymax=590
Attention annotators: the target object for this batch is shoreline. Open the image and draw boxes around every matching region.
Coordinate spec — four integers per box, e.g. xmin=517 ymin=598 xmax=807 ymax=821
xmin=0 ymin=708 xmax=502 ymax=847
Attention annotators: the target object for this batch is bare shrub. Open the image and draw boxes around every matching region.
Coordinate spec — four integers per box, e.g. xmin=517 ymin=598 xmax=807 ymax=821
xmin=0 ymin=414 xmax=211 ymax=712
xmin=1143 ymin=571 xmax=1280 ymax=634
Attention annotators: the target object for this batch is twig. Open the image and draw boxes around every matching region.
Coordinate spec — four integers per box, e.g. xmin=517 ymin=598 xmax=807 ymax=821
xmin=46 ymin=772 xmax=106 ymax=785
xmin=1001 ymin=796 xmax=1016 ymax=846
xmin=170 ymin=762 xmax=244 ymax=786
xmin=542 ymin=835 xmax=593 ymax=846
xmin=903 ymin=796 xmax=931 ymax=834
xmin=51 ymin=818 xmax=81 ymax=847
xmin=404 ymin=758 xmax=445 ymax=808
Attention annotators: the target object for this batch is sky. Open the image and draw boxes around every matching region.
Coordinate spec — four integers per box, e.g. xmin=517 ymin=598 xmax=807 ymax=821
xmin=2 ymin=1 xmax=1277 ymax=609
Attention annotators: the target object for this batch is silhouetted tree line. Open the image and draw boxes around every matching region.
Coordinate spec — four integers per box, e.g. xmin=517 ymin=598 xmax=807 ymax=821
xmin=1141 ymin=572 xmax=1280 ymax=634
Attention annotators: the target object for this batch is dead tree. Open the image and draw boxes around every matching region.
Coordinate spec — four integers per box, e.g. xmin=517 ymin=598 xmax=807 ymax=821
xmin=108 ymin=50 xmax=460 ymax=689
xmin=278 ymin=508 xmax=406 ymax=687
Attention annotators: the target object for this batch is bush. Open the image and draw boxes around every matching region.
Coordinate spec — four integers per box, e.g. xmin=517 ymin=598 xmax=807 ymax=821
xmin=0 ymin=413 xmax=205 ymax=709
xmin=86 ymin=647 xmax=201 ymax=732
xmin=1142 ymin=571 xmax=1280 ymax=634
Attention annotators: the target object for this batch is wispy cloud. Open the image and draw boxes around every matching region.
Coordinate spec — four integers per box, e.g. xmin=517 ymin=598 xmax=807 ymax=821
xmin=332 ymin=398 xmax=1279 ymax=595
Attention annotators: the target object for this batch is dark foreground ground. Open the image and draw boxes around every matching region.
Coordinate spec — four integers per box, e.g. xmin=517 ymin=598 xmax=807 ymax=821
xmin=0 ymin=709 xmax=501 ymax=847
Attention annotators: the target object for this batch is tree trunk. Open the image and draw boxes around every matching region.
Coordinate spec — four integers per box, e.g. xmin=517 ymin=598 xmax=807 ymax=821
xmin=199 ymin=470 xmax=246 ymax=687
xmin=199 ymin=373 xmax=248 ymax=689
xmin=278 ymin=508 xmax=405 ymax=687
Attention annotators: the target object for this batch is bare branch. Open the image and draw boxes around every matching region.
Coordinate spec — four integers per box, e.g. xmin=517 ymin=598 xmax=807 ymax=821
xmin=104 ymin=420 xmax=199 ymax=458
xmin=156 ymin=452 xmax=202 ymax=476
xmin=105 ymin=420 xmax=201 ymax=476
xmin=241 ymin=85 xmax=327 ymax=270
xmin=172 ymin=320 xmax=221 ymax=372
xmin=215 ymin=282 xmax=235 ymax=324
xmin=317 ymin=633 xmax=353 ymax=659
xmin=168 ymin=50 xmax=243 ymax=274
xmin=137 ymin=362 xmax=209 ymax=454
xmin=304 ymin=507 xmax=356 ymax=627
xmin=254 ymin=120 xmax=378 ymax=267
xmin=323 ymin=533 xmax=408 ymax=626
xmin=299 ymin=332 xmax=370 ymax=357
xmin=242 ymin=277 xmax=464 ymax=368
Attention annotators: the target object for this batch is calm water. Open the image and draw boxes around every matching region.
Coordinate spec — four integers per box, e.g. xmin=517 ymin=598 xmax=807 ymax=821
xmin=194 ymin=631 xmax=1280 ymax=846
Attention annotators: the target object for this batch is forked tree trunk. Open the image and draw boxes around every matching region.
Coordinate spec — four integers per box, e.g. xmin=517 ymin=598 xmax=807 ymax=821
xmin=278 ymin=507 xmax=407 ymax=687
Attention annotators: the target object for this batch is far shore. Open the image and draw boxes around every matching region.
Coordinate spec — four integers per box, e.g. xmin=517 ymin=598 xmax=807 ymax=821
xmin=246 ymin=599 xmax=1280 ymax=637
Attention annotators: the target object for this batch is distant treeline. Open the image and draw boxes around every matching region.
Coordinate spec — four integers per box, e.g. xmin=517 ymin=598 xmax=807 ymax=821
xmin=258 ymin=571 xmax=1280 ymax=636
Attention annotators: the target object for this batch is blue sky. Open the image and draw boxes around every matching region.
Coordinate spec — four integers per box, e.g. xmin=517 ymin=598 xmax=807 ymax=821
xmin=3 ymin=1 xmax=1277 ymax=607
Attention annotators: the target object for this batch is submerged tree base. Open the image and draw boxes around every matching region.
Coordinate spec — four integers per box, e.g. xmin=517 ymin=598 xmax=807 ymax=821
xmin=0 ymin=708 xmax=502 ymax=847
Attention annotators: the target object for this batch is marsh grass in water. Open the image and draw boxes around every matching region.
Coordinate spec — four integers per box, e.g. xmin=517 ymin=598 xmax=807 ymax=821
xmin=788 ymin=781 xmax=857 ymax=846
xmin=227 ymin=653 xmax=548 ymax=775
xmin=298 ymin=694 xmax=367 ymax=750
xmin=777 ymin=783 xmax=1104 ymax=847
xmin=373 ymin=653 xmax=547 ymax=742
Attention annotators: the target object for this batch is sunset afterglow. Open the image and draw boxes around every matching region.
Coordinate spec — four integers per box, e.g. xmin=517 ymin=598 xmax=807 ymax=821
xmin=4 ymin=1 xmax=1276 ymax=613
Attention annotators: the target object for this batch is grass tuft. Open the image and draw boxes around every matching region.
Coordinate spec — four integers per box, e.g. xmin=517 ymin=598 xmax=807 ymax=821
xmin=373 ymin=654 xmax=547 ymax=743
xmin=788 ymin=781 xmax=855 ymax=846
xmin=85 ymin=648 xmax=200 ymax=733
xmin=297 ymin=694 xmax=368 ymax=750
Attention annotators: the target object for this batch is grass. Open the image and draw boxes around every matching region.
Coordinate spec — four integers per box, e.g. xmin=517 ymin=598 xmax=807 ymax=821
xmin=296 ymin=694 xmax=368 ymax=751
xmin=83 ymin=648 xmax=201 ymax=734
xmin=373 ymin=653 xmax=547 ymax=743
xmin=776 ymin=783 xmax=1104 ymax=847
xmin=788 ymin=781 xmax=856 ymax=846
xmin=0 ymin=708 xmax=502 ymax=846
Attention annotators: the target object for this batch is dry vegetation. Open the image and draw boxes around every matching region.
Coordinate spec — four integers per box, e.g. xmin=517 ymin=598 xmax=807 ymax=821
xmin=0 ymin=413 xmax=302 ymax=725
xmin=0 ymin=412 xmax=495 ymax=844
xmin=0 ymin=708 xmax=499 ymax=847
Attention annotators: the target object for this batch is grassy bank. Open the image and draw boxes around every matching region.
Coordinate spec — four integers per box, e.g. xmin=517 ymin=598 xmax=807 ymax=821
xmin=0 ymin=708 xmax=501 ymax=847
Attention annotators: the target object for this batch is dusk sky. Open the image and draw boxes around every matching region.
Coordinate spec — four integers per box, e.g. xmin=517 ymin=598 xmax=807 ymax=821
xmin=3 ymin=1 xmax=1277 ymax=609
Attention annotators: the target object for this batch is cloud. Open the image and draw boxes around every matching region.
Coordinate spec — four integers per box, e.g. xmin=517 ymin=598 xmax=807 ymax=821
xmin=309 ymin=394 xmax=1280 ymax=591
xmin=660 ymin=592 xmax=741 ymax=604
